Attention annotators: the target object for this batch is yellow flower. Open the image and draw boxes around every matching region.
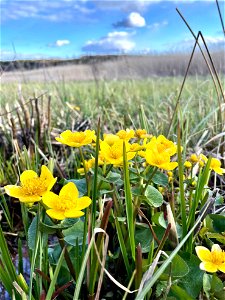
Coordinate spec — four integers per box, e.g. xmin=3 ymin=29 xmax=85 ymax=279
xmin=42 ymin=182 xmax=91 ymax=220
xmin=128 ymin=143 xmax=145 ymax=152
xmin=135 ymin=129 xmax=152 ymax=139
xmin=184 ymin=161 xmax=192 ymax=168
xmin=158 ymin=186 xmax=164 ymax=194
xmin=77 ymin=158 xmax=95 ymax=175
xmin=145 ymin=135 xmax=177 ymax=156
xmin=210 ymin=158 xmax=225 ymax=175
xmin=138 ymin=150 xmax=146 ymax=158
xmin=100 ymin=140 xmax=135 ymax=166
xmin=196 ymin=244 xmax=225 ymax=273
xmin=4 ymin=166 xmax=57 ymax=203
xmin=190 ymin=154 xmax=198 ymax=163
xmin=103 ymin=133 xmax=120 ymax=146
xmin=190 ymin=154 xmax=207 ymax=166
xmin=116 ymin=129 xmax=135 ymax=141
xmin=145 ymin=149 xmax=178 ymax=171
xmin=55 ymin=130 xmax=96 ymax=147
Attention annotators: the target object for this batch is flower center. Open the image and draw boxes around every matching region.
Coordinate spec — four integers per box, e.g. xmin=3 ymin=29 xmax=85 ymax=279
xmin=110 ymin=146 xmax=122 ymax=159
xmin=71 ymin=132 xmax=86 ymax=143
xmin=21 ymin=178 xmax=47 ymax=196
xmin=211 ymin=251 xmax=225 ymax=265
xmin=56 ymin=195 xmax=76 ymax=211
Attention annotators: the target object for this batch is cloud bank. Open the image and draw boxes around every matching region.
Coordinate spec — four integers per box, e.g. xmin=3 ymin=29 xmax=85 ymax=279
xmin=82 ymin=31 xmax=135 ymax=53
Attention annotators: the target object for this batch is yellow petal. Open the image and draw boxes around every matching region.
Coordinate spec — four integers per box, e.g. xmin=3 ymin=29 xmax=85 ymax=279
xmin=46 ymin=209 xmax=65 ymax=220
xmin=47 ymin=178 xmax=57 ymax=191
xmin=40 ymin=166 xmax=56 ymax=190
xmin=196 ymin=246 xmax=211 ymax=262
xmin=75 ymin=196 xmax=92 ymax=210
xmin=5 ymin=185 xmax=23 ymax=198
xmin=64 ymin=209 xmax=84 ymax=218
xmin=200 ymin=262 xmax=218 ymax=273
xmin=213 ymin=168 xmax=225 ymax=175
xmin=20 ymin=170 xmax=38 ymax=185
xmin=19 ymin=195 xmax=42 ymax=203
xmin=161 ymin=162 xmax=178 ymax=171
xmin=42 ymin=191 xmax=59 ymax=208
xmin=218 ymin=263 xmax=225 ymax=273
xmin=60 ymin=130 xmax=72 ymax=139
xmin=59 ymin=182 xmax=79 ymax=199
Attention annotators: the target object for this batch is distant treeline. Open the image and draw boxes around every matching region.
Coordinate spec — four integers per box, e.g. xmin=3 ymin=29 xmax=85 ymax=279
xmin=1 ymin=51 xmax=224 ymax=77
xmin=0 ymin=55 xmax=120 ymax=71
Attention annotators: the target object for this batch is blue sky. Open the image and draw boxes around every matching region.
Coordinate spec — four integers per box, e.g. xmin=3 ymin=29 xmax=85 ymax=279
xmin=1 ymin=0 xmax=224 ymax=60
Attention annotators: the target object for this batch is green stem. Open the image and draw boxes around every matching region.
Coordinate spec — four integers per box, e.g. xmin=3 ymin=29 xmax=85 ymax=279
xmin=143 ymin=167 xmax=158 ymax=193
xmin=177 ymin=123 xmax=187 ymax=239
xmin=56 ymin=230 xmax=76 ymax=281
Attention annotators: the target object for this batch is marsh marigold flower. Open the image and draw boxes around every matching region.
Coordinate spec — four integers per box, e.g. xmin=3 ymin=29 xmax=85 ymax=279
xmin=190 ymin=154 xmax=207 ymax=167
xmin=116 ymin=129 xmax=135 ymax=141
xmin=42 ymin=182 xmax=91 ymax=220
xmin=145 ymin=149 xmax=178 ymax=170
xmin=100 ymin=140 xmax=135 ymax=166
xmin=209 ymin=158 xmax=225 ymax=175
xmin=4 ymin=166 xmax=57 ymax=203
xmin=196 ymin=244 xmax=225 ymax=273
xmin=184 ymin=161 xmax=192 ymax=168
xmin=135 ymin=129 xmax=152 ymax=139
xmin=56 ymin=130 xmax=96 ymax=147
xmin=145 ymin=135 xmax=177 ymax=156
xmin=103 ymin=133 xmax=120 ymax=146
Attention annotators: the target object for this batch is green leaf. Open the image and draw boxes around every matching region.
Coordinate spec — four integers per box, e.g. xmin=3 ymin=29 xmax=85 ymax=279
xmin=209 ymin=214 xmax=225 ymax=232
xmin=28 ymin=215 xmax=38 ymax=250
xmin=152 ymin=212 xmax=167 ymax=229
xmin=179 ymin=252 xmax=204 ymax=298
xmin=207 ymin=232 xmax=225 ymax=244
xmin=66 ymin=178 xmax=87 ymax=196
xmin=170 ymin=285 xmax=194 ymax=300
xmin=165 ymin=254 xmax=189 ymax=278
xmin=98 ymin=171 xmax=122 ymax=184
xmin=156 ymin=281 xmax=168 ymax=297
xmin=135 ymin=224 xmax=164 ymax=253
xmin=211 ymin=274 xmax=223 ymax=293
xmin=203 ymin=273 xmax=212 ymax=298
xmin=144 ymin=185 xmax=163 ymax=208
xmin=45 ymin=248 xmax=66 ymax=300
xmin=152 ymin=171 xmax=168 ymax=187
xmin=63 ymin=220 xmax=84 ymax=246
xmin=39 ymin=217 xmax=79 ymax=234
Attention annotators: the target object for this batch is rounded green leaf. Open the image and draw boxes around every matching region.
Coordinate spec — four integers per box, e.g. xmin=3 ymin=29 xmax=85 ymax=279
xmin=144 ymin=185 xmax=163 ymax=208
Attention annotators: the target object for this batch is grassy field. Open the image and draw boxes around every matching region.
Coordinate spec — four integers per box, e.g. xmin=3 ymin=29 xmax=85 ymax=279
xmin=1 ymin=76 xmax=224 ymax=144
xmin=0 ymin=72 xmax=225 ymax=299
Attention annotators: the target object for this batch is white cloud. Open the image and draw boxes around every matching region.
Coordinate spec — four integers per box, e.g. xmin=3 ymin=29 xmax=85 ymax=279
xmin=1 ymin=1 xmax=95 ymax=22
xmin=147 ymin=20 xmax=168 ymax=30
xmin=55 ymin=40 xmax=70 ymax=47
xmin=114 ymin=12 xmax=146 ymax=28
xmin=168 ymin=35 xmax=225 ymax=52
xmin=82 ymin=31 xmax=135 ymax=53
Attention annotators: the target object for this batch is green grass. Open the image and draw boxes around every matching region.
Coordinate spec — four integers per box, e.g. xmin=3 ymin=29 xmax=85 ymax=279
xmin=1 ymin=76 xmax=223 ymax=146
xmin=0 ymin=75 xmax=225 ymax=300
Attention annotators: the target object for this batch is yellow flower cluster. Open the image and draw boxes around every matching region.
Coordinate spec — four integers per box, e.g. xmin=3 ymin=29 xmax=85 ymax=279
xmin=4 ymin=166 xmax=91 ymax=220
xmin=54 ymin=129 xmax=179 ymax=171
xmin=186 ymin=153 xmax=225 ymax=175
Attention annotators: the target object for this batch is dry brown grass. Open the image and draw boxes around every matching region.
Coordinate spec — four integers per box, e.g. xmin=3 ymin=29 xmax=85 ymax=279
xmin=1 ymin=52 xmax=224 ymax=83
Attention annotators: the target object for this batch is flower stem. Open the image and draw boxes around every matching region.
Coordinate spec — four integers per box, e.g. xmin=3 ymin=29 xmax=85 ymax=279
xmin=56 ymin=230 xmax=76 ymax=281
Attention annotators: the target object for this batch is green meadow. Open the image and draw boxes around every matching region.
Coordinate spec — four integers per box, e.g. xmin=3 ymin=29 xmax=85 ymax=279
xmin=0 ymin=71 xmax=225 ymax=300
